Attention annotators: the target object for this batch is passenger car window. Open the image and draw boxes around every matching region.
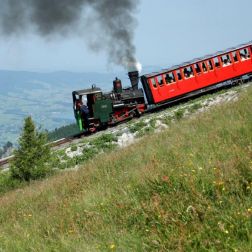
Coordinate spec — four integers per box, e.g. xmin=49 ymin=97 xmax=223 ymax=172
xmin=165 ymin=72 xmax=175 ymax=84
xmin=194 ymin=63 xmax=201 ymax=75
xmin=240 ymin=48 xmax=250 ymax=61
xmin=201 ymin=62 xmax=207 ymax=72
xmin=183 ymin=66 xmax=194 ymax=78
xmin=221 ymin=54 xmax=231 ymax=66
xmin=151 ymin=78 xmax=157 ymax=88
xmin=157 ymin=75 xmax=164 ymax=86
xmin=213 ymin=57 xmax=220 ymax=68
xmin=232 ymin=51 xmax=238 ymax=62
xmin=207 ymin=60 xmax=213 ymax=70
xmin=176 ymin=70 xmax=182 ymax=80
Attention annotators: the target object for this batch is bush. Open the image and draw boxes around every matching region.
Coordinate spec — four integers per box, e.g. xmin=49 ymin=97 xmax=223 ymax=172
xmin=10 ymin=116 xmax=52 ymax=181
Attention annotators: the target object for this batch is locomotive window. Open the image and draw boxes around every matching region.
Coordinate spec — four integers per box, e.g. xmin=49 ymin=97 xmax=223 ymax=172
xmin=151 ymin=78 xmax=157 ymax=88
xmin=232 ymin=51 xmax=238 ymax=62
xmin=239 ymin=48 xmax=250 ymax=61
xmin=221 ymin=54 xmax=231 ymax=66
xmin=213 ymin=57 xmax=220 ymax=68
xmin=157 ymin=75 xmax=164 ymax=86
xmin=207 ymin=60 xmax=213 ymax=70
xmin=165 ymin=72 xmax=175 ymax=84
xmin=176 ymin=70 xmax=182 ymax=80
xmin=194 ymin=63 xmax=201 ymax=75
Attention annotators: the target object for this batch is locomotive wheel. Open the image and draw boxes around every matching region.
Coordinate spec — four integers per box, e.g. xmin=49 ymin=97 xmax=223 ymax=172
xmin=135 ymin=109 xmax=142 ymax=118
xmin=100 ymin=123 xmax=108 ymax=130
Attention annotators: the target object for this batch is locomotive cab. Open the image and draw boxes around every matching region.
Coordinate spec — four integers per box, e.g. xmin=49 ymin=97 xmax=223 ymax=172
xmin=72 ymin=86 xmax=113 ymax=132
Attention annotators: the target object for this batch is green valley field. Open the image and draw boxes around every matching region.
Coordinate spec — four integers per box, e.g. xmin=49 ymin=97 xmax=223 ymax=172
xmin=0 ymin=86 xmax=251 ymax=251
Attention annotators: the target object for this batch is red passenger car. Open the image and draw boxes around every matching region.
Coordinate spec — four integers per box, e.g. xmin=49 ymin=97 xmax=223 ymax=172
xmin=141 ymin=42 xmax=252 ymax=105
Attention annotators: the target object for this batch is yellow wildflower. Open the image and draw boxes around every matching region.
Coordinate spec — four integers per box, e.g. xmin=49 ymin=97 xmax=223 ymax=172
xmin=110 ymin=244 xmax=116 ymax=249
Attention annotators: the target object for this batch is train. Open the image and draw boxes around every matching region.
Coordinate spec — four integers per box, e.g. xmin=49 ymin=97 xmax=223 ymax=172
xmin=72 ymin=41 xmax=252 ymax=132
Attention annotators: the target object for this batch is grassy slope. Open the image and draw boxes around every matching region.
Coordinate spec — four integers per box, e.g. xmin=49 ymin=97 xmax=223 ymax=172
xmin=0 ymin=87 xmax=251 ymax=251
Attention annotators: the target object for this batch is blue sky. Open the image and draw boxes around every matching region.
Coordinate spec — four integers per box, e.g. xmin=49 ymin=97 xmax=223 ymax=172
xmin=1 ymin=0 xmax=252 ymax=73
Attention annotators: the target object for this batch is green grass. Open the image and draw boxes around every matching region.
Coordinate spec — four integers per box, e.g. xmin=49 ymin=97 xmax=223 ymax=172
xmin=0 ymin=86 xmax=251 ymax=251
xmin=129 ymin=120 xmax=147 ymax=133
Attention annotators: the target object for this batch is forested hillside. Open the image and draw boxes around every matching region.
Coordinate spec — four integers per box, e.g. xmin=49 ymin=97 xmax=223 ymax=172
xmin=47 ymin=124 xmax=80 ymax=141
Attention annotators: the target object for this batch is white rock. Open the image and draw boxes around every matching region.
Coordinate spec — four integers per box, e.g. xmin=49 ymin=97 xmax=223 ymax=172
xmin=117 ymin=132 xmax=135 ymax=147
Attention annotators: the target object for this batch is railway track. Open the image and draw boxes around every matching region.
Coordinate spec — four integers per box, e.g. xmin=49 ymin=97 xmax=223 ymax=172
xmin=0 ymin=135 xmax=83 ymax=170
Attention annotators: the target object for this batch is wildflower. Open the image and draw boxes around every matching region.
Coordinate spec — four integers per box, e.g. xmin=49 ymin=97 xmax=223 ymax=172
xmin=247 ymin=208 xmax=252 ymax=213
xmin=192 ymin=169 xmax=196 ymax=173
xmin=110 ymin=244 xmax=116 ymax=249
xmin=213 ymin=167 xmax=218 ymax=171
xmin=162 ymin=175 xmax=169 ymax=182
xmin=198 ymin=167 xmax=203 ymax=171
xmin=224 ymin=230 xmax=229 ymax=234
xmin=28 ymin=214 xmax=32 ymax=217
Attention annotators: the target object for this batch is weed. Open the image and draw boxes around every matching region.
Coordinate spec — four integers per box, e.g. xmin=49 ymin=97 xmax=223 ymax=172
xmin=189 ymin=102 xmax=202 ymax=112
xmin=129 ymin=120 xmax=146 ymax=133
xmin=174 ymin=108 xmax=184 ymax=120
xmin=92 ymin=133 xmax=117 ymax=150
xmin=70 ymin=145 xmax=78 ymax=152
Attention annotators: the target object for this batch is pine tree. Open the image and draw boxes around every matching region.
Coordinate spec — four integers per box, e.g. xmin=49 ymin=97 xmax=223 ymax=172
xmin=10 ymin=116 xmax=52 ymax=181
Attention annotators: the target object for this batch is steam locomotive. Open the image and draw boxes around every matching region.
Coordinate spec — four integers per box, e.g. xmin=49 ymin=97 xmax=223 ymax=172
xmin=72 ymin=41 xmax=252 ymax=132
xmin=72 ymin=71 xmax=146 ymax=132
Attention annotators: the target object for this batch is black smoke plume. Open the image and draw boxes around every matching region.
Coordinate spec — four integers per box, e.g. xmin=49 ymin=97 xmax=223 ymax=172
xmin=0 ymin=0 xmax=140 ymax=70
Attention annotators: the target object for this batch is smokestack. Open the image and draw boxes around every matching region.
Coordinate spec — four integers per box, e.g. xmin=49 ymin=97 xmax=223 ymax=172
xmin=128 ymin=71 xmax=139 ymax=90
